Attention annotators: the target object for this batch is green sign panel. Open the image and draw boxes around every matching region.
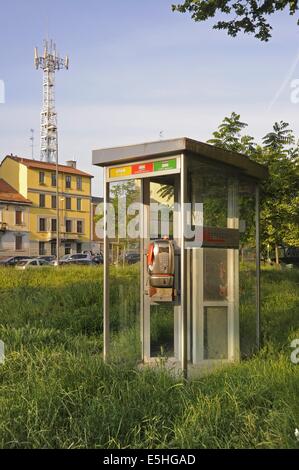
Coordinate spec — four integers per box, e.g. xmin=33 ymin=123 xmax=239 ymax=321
xmin=154 ymin=159 xmax=177 ymax=172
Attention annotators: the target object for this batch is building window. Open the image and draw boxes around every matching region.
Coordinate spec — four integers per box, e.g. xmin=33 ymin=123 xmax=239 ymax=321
xmin=77 ymin=220 xmax=83 ymax=234
xmin=15 ymin=209 xmax=23 ymax=225
xmin=65 ymin=175 xmax=71 ymax=189
xmin=51 ymin=218 xmax=57 ymax=232
xmin=39 ymin=241 xmax=46 ymax=256
xmin=51 ymin=173 xmax=56 ymax=187
xmin=77 ymin=198 xmax=82 ymax=211
xmin=65 ymin=242 xmax=71 ymax=255
xmin=77 ymin=176 xmax=82 ymax=190
xmin=51 ymin=242 xmax=56 ymax=256
xmin=39 ymin=218 xmax=46 ymax=232
xmin=39 ymin=194 xmax=46 ymax=208
xmin=51 ymin=195 xmax=57 ymax=209
xmin=76 ymin=242 xmax=82 ymax=254
xmin=65 ymin=219 xmax=72 ymax=233
xmin=39 ymin=171 xmax=45 ymax=184
xmin=15 ymin=235 xmax=23 ymax=251
xmin=65 ymin=197 xmax=72 ymax=210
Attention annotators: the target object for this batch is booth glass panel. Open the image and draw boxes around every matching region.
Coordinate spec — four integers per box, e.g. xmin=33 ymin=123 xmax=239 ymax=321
xmin=190 ymin=163 xmax=229 ymax=228
xmin=150 ymin=304 xmax=174 ymax=358
xmin=239 ymin=180 xmax=257 ymax=358
xmin=203 ymin=248 xmax=228 ymax=301
xmin=150 ymin=181 xmax=174 ymax=239
xmin=204 ymin=306 xmax=228 ymax=359
xmin=108 ymin=179 xmax=142 ymax=364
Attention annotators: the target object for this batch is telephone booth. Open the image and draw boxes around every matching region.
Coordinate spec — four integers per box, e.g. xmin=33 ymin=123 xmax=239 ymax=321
xmin=92 ymin=138 xmax=267 ymax=377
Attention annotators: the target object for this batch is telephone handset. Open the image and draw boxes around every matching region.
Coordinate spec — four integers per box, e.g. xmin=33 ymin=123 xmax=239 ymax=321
xmin=147 ymin=239 xmax=175 ymax=290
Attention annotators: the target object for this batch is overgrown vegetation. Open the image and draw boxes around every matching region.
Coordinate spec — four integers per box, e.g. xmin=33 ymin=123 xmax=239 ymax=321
xmin=0 ymin=265 xmax=298 ymax=448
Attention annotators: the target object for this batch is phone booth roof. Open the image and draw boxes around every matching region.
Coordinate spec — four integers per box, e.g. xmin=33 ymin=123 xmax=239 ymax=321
xmin=92 ymin=137 xmax=268 ymax=181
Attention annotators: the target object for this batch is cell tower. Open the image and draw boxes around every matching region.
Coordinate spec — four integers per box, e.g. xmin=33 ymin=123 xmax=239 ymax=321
xmin=34 ymin=40 xmax=69 ymax=163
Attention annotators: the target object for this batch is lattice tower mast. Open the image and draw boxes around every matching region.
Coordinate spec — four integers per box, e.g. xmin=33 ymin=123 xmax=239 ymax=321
xmin=34 ymin=40 xmax=69 ymax=162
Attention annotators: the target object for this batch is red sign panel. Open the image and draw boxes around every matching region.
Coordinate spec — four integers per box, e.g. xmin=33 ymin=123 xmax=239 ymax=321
xmin=202 ymin=227 xmax=239 ymax=249
xmin=132 ymin=162 xmax=154 ymax=175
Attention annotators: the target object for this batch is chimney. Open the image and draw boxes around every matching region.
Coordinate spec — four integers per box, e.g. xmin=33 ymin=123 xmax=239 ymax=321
xmin=66 ymin=160 xmax=76 ymax=169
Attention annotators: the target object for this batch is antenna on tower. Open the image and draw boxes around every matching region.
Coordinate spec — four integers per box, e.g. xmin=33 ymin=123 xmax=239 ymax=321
xmin=34 ymin=39 xmax=69 ymax=163
xmin=30 ymin=129 xmax=35 ymax=159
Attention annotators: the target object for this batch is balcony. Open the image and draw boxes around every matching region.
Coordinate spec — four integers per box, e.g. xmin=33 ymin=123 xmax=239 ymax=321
xmin=0 ymin=222 xmax=7 ymax=232
xmin=59 ymin=231 xmax=82 ymax=242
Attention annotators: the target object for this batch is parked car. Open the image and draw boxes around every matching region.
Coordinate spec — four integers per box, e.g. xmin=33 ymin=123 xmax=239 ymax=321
xmin=53 ymin=253 xmax=92 ymax=266
xmin=0 ymin=256 xmax=32 ymax=267
xmin=37 ymin=255 xmax=56 ymax=263
xmin=92 ymin=253 xmax=103 ymax=265
xmin=15 ymin=258 xmax=51 ymax=270
xmin=125 ymin=252 xmax=140 ymax=264
xmin=64 ymin=259 xmax=98 ymax=266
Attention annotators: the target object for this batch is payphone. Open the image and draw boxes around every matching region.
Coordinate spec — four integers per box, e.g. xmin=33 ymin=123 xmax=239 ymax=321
xmin=147 ymin=239 xmax=175 ymax=301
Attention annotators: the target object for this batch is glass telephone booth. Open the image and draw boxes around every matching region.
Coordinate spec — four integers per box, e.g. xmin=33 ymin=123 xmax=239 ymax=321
xmin=92 ymin=138 xmax=267 ymax=377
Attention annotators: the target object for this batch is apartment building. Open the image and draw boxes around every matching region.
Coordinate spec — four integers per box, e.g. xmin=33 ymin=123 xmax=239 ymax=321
xmin=0 ymin=178 xmax=32 ymax=257
xmin=0 ymin=155 xmax=93 ymax=257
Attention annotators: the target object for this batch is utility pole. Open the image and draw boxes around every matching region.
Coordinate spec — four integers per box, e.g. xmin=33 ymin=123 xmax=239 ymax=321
xmin=56 ymin=131 xmax=60 ymax=264
xmin=34 ymin=39 xmax=69 ymax=163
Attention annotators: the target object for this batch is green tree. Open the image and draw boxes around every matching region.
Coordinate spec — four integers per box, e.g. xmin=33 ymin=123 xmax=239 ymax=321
xmin=262 ymin=120 xmax=295 ymax=150
xmin=207 ymin=112 xmax=255 ymax=153
xmin=254 ymin=123 xmax=299 ymax=263
xmin=208 ymin=114 xmax=299 ymax=264
xmin=172 ymin=1 xmax=299 ymax=41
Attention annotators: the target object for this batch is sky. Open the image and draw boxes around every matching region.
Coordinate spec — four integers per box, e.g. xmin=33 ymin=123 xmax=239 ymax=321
xmin=1 ymin=0 xmax=299 ymax=195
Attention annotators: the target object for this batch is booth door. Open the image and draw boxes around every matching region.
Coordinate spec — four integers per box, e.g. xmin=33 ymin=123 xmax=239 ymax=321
xmin=189 ymin=171 xmax=240 ymax=367
xmin=141 ymin=177 xmax=182 ymax=365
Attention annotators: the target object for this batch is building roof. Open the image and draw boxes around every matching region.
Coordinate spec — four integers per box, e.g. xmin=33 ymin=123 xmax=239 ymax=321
xmin=3 ymin=155 xmax=93 ymax=178
xmin=92 ymin=137 xmax=268 ymax=180
xmin=0 ymin=179 xmax=32 ymax=205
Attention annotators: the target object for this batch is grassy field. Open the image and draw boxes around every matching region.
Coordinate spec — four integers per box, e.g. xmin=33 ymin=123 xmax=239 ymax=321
xmin=0 ymin=265 xmax=298 ymax=448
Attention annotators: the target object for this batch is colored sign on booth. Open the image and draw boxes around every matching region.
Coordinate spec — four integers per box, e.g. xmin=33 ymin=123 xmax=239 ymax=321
xmin=109 ymin=158 xmax=177 ymax=179
xmin=132 ymin=162 xmax=153 ymax=174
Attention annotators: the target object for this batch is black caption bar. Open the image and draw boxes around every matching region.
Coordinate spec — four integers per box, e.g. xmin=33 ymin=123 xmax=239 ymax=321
xmin=0 ymin=449 xmax=296 ymax=467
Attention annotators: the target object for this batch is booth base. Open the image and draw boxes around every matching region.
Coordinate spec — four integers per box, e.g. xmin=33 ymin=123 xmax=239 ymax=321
xmin=138 ymin=358 xmax=239 ymax=379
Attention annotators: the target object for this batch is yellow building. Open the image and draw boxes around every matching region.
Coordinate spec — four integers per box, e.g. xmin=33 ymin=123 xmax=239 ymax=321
xmin=0 ymin=155 xmax=93 ymax=257
xmin=0 ymin=179 xmax=32 ymax=258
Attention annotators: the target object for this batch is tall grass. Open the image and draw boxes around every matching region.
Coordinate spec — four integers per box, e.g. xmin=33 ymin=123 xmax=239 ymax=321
xmin=0 ymin=265 xmax=298 ymax=448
